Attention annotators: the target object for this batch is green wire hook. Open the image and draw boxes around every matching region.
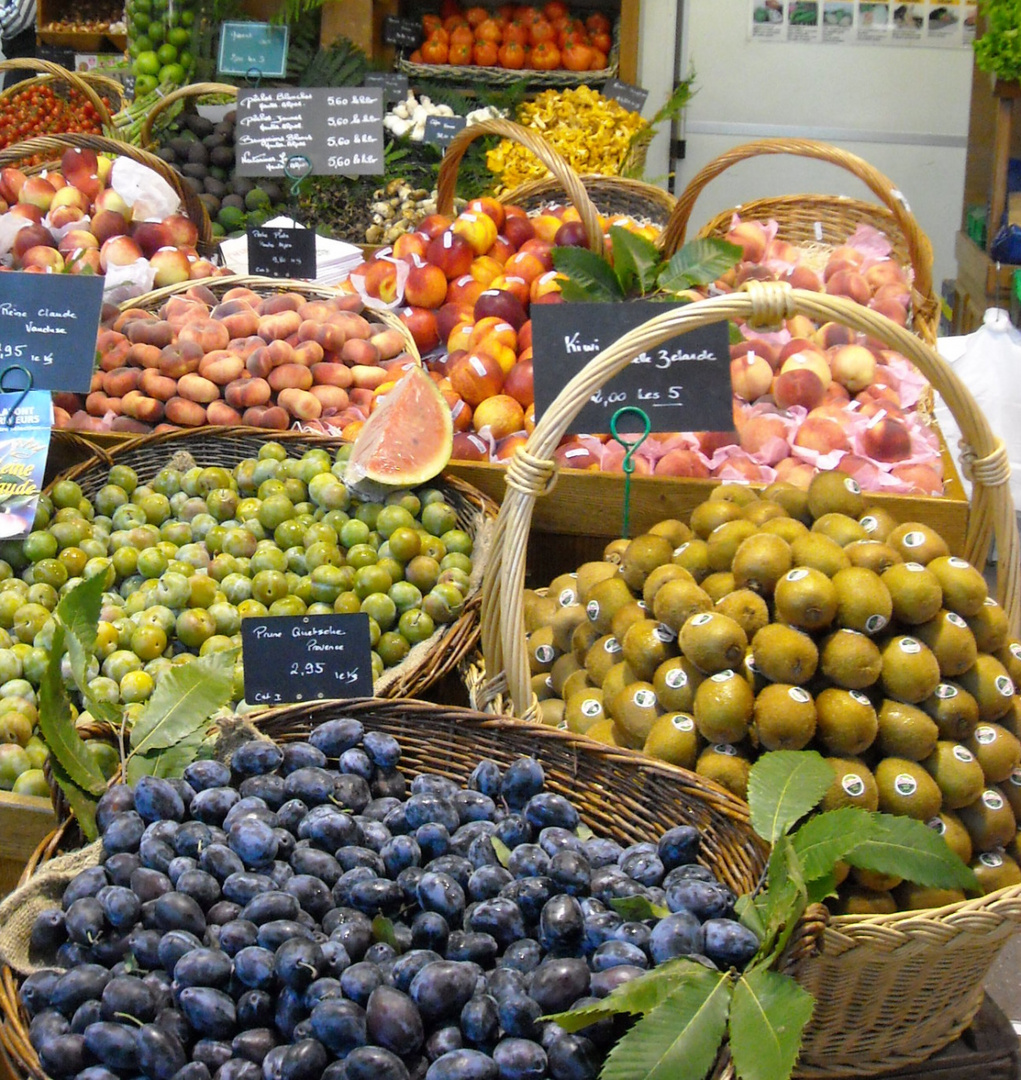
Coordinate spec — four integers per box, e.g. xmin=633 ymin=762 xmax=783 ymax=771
xmin=284 ymin=154 xmax=312 ymax=201
xmin=610 ymin=405 xmax=651 ymax=539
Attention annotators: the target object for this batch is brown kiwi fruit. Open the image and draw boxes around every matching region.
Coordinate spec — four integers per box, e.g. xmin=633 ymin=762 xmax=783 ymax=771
xmin=815 ymin=688 xmax=878 ymax=756
xmin=958 ymin=654 xmax=1017 ymax=723
xmin=957 ymin=787 xmax=1017 ymax=851
xmin=874 ymin=758 xmax=943 ymax=819
xmin=807 ymin=469 xmax=866 ymax=520
xmin=926 ymin=555 xmax=987 ymax=617
xmin=575 ymin=561 xmax=620 ymax=603
xmin=928 ymin=810 xmax=973 ymax=865
xmin=879 ymin=635 xmax=941 ymax=704
xmin=789 ymin=532 xmax=852 ymax=577
xmin=602 ymin=539 xmax=630 ymax=566
xmin=695 ymin=743 xmax=751 ymax=801
xmin=876 ymin=698 xmax=940 ymax=760
xmin=550 ymin=653 xmax=582 ymax=698
xmin=921 ymin=682 xmax=980 ymax=741
xmin=887 ymin=522 xmax=950 ymax=565
xmin=642 ymin=563 xmax=694 ymax=607
xmin=611 ymin=601 xmax=652 ymax=645
xmin=1002 ymin=696 xmax=1021 ymax=739
xmin=551 ymin=604 xmax=589 ymax=654
xmin=693 ymin=668 xmax=755 ymax=744
xmin=531 ymin=672 xmax=555 ymax=701
xmin=965 ymin=723 xmax=1021 ymax=783
xmin=968 ymin=598 xmax=1011 ymax=654
xmin=672 ymin=538 xmax=711 ymax=582
xmin=996 ymin=641 xmax=1021 ymax=688
xmin=834 ymin=889 xmax=897 ymax=915
xmin=742 ymin=500 xmax=789 ymax=528
xmin=730 ymin=533 xmax=792 ymax=597
xmin=858 ymin=508 xmax=899 ymax=542
xmin=585 ymin=575 xmax=638 ymax=636
xmin=831 ymin=566 xmax=893 ymax=635
xmin=527 ymin=625 xmax=561 ymax=676
xmin=679 ymin=611 xmax=748 ymax=674
xmin=538 ymin=699 xmax=565 ymax=728
xmin=601 ymin=661 xmax=639 ymax=707
xmin=523 ymin=590 xmax=557 ymax=633
xmin=742 ymin=650 xmax=770 ymax=696
xmin=812 ymin=512 xmax=869 ymax=547
xmin=820 ymin=757 xmax=879 ymax=812
xmin=969 ymin=849 xmax=1021 ymax=894
xmin=710 ymin=483 xmax=760 ymax=507
xmin=894 ymin=883 xmax=968 ymax=910
xmin=562 ymin=668 xmax=592 ymax=703
xmin=620 ymin=534 xmax=675 ymax=593
xmin=850 ymin=867 xmax=903 ymax=892
xmin=583 ymin=718 xmax=619 ymax=746
xmin=912 ymin=610 xmax=978 ymax=678
xmin=761 ymin=516 xmax=810 ymax=544
xmin=1001 ymin=766 xmax=1021 ymax=818
xmin=689 ymin=500 xmax=744 ymax=540
xmin=706 ymin=519 xmax=758 ymax=573
xmin=819 ymin=629 xmax=883 ymax=689
xmin=622 ymin=619 xmax=678 ymax=683
xmin=571 ymin=620 xmax=601 ymax=666
xmin=922 ymin=741 xmax=986 ymax=809
xmin=647 ymin=518 xmax=692 ymax=548
xmin=880 ymin=562 xmax=943 ymax=625
xmin=843 ymin=540 xmax=903 ymax=575
xmin=564 ymin=687 xmax=606 ymax=734
xmin=548 ymin=573 xmax=579 ymax=609
xmin=584 ymin=634 xmax=625 ymax=687
xmin=773 ymin=567 xmax=838 ymax=632
xmin=609 ymin=681 xmax=663 ymax=747
xmin=752 ymin=683 xmax=817 ymax=750
xmin=653 ymin=655 xmax=703 ymax=713
xmin=701 ymin=572 xmax=737 ymax=603
xmin=643 ymin=712 xmax=699 ymax=769
xmin=762 ymin=480 xmax=811 ymax=523
xmin=751 ymin=623 xmax=819 ymax=685
xmin=652 ymin=578 xmax=713 ymax=633
xmin=715 ymin=589 xmax=770 ymax=639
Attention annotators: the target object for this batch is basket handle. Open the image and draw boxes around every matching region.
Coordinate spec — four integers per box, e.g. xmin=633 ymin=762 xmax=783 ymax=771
xmin=138 ymin=82 xmax=239 ymax=149
xmin=480 ymin=281 xmax=1019 ymax=715
xmin=0 ymin=59 xmax=115 ymax=136
xmin=435 ymin=117 xmax=606 ymax=257
xmin=659 ymin=138 xmax=933 ymax=305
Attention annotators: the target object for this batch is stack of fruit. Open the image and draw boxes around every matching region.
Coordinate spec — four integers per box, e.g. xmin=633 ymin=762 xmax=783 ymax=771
xmin=0 ymin=82 xmax=115 ymax=154
xmin=127 ymin=0 xmax=196 ymax=96
xmin=515 ymin=470 xmax=1021 ymax=909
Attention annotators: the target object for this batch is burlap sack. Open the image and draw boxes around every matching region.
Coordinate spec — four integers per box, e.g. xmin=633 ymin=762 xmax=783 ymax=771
xmin=0 ymin=841 xmax=102 ymax=976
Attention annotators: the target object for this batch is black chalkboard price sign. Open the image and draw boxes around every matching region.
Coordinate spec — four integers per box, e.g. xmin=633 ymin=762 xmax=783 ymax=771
xmin=364 ymin=72 xmax=409 ymax=104
xmin=530 ymin=301 xmax=734 ymax=436
xmin=241 ymin=613 xmax=374 ymax=706
xmin=247 ymin=226 xmax=317 ymax=278
xmin=423 ymin=114 xmax=468 ymax=147
xmin=383 ymin=16 xmax=422 ymax=48
xmin=0 ymin=273 xmax=104 ymax=392
xmin=601 ymin=78 xmax=649 ymax=114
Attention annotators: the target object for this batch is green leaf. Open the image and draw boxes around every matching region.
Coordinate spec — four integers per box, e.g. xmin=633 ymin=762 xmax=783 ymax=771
xmin=734 ymin=894 xmax=766 ymax=939
xmin=601 ymin=966 xmax=732 ymax=1080
xmin=575 ymin=822 xmax=594 ymax=841
xmin=38 ymin=624 xmax=106 ymax=796
xmin=845 ymin=813 xmax=978 ymax=890
xmin=747 ymin=751 xmax=833 ymax=843
xmin=730 ymin=968 xmax=814 ymax=1080
xmin=658 ymin=238 xmax=742 ymax=294
xmin=760 ymin=834 xmax=809 ymax=962
xmin=551 ymin=246 xmax=626 ymax=302
xmin=610 ymin=895 xmax=670 ymax=921
xmin=56 ymin=571 xmax=105 ymax=654
xmin=490 ymin=835 xmax=512 ymax=868
xmin=371 ymin=915 xmax=401 ymax=952
xmin=609 ymin=225 xmax=662 ymax=296
xmin=791 ymin=806 xmax=875 ymax=881
xmin=806 ymin=868 xmax=839 ymax=906
xmin=49 ymin=754 xmax=98 ymax=841
xmin=129 ymin=650 xmax=235 ymax=759
xmin=728 ymin=322 xmax=746 ymax=345
xmin=126 ymin=736 xmax=202 ymax=785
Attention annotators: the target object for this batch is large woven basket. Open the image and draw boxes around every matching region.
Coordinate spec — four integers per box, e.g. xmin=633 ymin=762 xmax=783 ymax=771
xmin=0 ymin=695 xmax=767 ymax=1079
xmin=660 ymin=138 xmax=940 ymax=346
xmin=467 ymin=279 xmax=1021 ymax=1074
xmin=0 ymin=59 xmax=116 ymax=138
xmin=137 ymin=81 xmax=239 ymax=150
xmin=48 ymin=427 xmax=497 ymax=702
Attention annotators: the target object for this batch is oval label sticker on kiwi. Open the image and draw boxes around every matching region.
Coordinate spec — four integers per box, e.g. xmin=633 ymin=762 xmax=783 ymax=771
xmin=980 ymin=851 xmax=1004 ymax=868
xmin=952 ymin=745 xmax=975 ymax=763
xmin=545 ymin=675 xmax=553 ymax=689
xmin=944 ymin=612 xmax=967 ymax=628
xmin=996 ymin=675 xmax=1015 ymax=697
xmin=690 ymin=612 xmax=714 ymax=626
xmin=844 ymin=477 xmax=861 ymax=494
xmin=785 ymin=569 xmax=809 ymax=582
xmin=894 ymin=773 xmax=918 ymax=796
xmin=653 ymin=624 xmax=677 ymax=643
xmin=536 ymin=645 xmax=555 ymax=664
xmin=903 ymin=532 xmax=926 ymax=548
xmin=1010 ymin=767 xmax=1021 ymax=788
xmin=559 ymin=588 xmax=576 ymax=607
xmin=665 ymin=667 xmax=688 ymax=689
xmin=581 ymin=698 xmax=602 ymax=718
xmin=711 ymin=669 xmax=736 ymax=682
xmin=948 ymin=557 xmax=970 ymax=569
xmin=1011 ymin=643 xmax=1021 ymax=662
xmin=842 ymin=774 xmax=865 ymax=798
xmin=935 ymin=683 xmax=958 ymax=699
xmin=672 ymin=715 xmax=695 ymax=732
xmin=586 ymin=600 xmax=600 ymax=622
xmin=634 ymin=688 xmax=656 ymax=708
xmin=865 ymin=614 xmax=888 ymax=633
xmin=983 ymin=789 xmax=1006 ymax=810
xmin=905 ymin=562 xmax=926 ymax=572
xmin=861 ymin=516 xmax=879 ymax=533
xmin=713 ymin=743 xmax=738 ymax=756
xmin=927 ymin=816 xmax=946 ymax=834
xmin=850 ymin=690 xmax=872 ymax=705
xmin=899 ymin=638 xmax=922 ymax=654
xmin=637 ymin=600 xmax=648 ymax=610
xmin=746 ymin=654 xmax=760 ymax=673
xmin=788 ymin=687 xmax=812 ymax=703
xmin=975 ymin=726 xmax=997 ymax=745
xmin=674 ymin=543 xmax=690 ymax=557
xmin=604 ymin=637 xmax=621 ymax=654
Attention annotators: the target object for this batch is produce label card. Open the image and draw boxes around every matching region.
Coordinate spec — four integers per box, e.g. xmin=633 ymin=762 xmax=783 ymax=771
xmin=423 ymin=115 xmax=468 ymax=147
xmin=364 ymin=72 xmax=409 ymax=105
xmin=218 ymin=21 xmax=290 ymax=79
xmin=383 ymin=16 xmax=423 ymax=49
xmin=0 ymin=273 xmax=103 ymax=392
xmin=0 ymin=390 xmax=52 ymax=539
xmin=531 ymin=301 xmax=734 ymax=435
xmin=247 ymin=226 xmax=317 ymax=278
xmin=601 ymin=79 xmax=649 ymax=114
xmin=242 ymin=613 xmax=374 ymax=706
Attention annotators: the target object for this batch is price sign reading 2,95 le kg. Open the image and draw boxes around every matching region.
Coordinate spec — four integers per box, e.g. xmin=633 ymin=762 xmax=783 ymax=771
xmin=530 ymin=301 xmax=734 ymax=436
xmin=241 ymin=613 xmax=374 ymax=706
xmin=234 ymin=87 xmax=384 ymax=178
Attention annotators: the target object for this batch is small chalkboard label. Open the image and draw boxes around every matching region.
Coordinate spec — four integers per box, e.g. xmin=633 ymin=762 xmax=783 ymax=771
xmin=0 ymin=273 xmax=104 ymax=393
xmin=247 ymin=226 xmax=317 ymax=278
xmin=364 ymin=71 xmax=409 ymax=104
xmin=218 ymin=21 xmax=290 ymax=79
xmin=423 ymin=114 xmax=468 ymax=147
xmin=383 ymin=16 xmax=422 ymax=49
xmin=242 ymin=613 xmax=374 ymax=706
xmin=531 ymin=301 xmax=733 ymax=436
xmin=602 ymin=78 xmax=649 ymax=114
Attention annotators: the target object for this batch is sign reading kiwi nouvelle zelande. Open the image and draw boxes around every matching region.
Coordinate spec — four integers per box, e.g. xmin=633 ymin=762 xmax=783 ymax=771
xmin=217 ymin=21 xmax=290 ymax=79
xmin=234 ymin=88 xmax=384 ymax=177
xmin=530 ymin=301 xmax=734 ymax=436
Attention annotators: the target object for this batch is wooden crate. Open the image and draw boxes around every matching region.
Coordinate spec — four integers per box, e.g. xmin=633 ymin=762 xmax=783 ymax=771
xmin=0 ymin=791 xmax=55 ymax=900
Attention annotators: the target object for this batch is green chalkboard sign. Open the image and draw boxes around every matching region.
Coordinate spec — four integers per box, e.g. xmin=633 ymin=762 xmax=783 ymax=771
xmin=218 ymin=21 xmax=289 ymax=79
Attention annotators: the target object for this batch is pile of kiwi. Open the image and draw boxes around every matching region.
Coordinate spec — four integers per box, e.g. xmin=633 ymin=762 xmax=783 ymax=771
xmin=522 ymin=470 xmax=1021 ymax=914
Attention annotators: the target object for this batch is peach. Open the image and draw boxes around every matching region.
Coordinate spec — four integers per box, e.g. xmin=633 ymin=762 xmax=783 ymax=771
xmin=163 ymin=297 xmax=209 ymax=325
xmin=103 ymin=368 xmax=141 ymax=397
xmin=86 ymin=391 xmax=116 ymax=416
xmin=53 ymin=406 xmax=71 ymax=428
xmin=121 ymin=391 xmax=164 ymax=425
xmin=404 ymin=261 xmax=449 ymax=308
xmin=333 ymin=312 xmax=371 ymax=339
xmin=370 ymin=327 xmax=408 ymax=360
xmin=178 ymin=320 xmax=230 ymax=354
xmin=205 ymin=400 xmax=243 ymax=426
xmin=225 ymin=377 xmax=271 ymax=410
xmin=131 ymin=221 xmax=171 ymax=258
xmin=50 ymin=183 xmax=87 ymax=211
xmin=278 ymin=387 xmax=322 ymax=420
xmin=447 ymin=321 xmax=476 ymax=355
xmin=126 ymin=343 xmax=162 ymax=370
xmin=446 ymin=275 xmax=485 ymax=308
xmin=828 ymin=344 xmax=877 ymax=393
xmin=18 ymin=176 xmax=55 ymax=212
xmin=449 ymin=396 xmax=472 ymax=432
xmin=125 ymin=319 xmax=175 ymax=349
xmin=12 ymin=224 xmax=56 ymax=264
xmin=163 ymin=215 xmax=199 ymax=249
xmin=868 ymin=296 xmax=908 ymax=328
xmin=91 ymin=209 xmax=131 ymax=245
xmin=654 ymin=449 xmax=711 ymax=478
xmin=259 ymin=293 xmax=304 ymax=315
xmin=9 ymin=203 xmax=42 ymax=224
xmin=297 ymin=301 xmax=334 ymax=323
xmin=502 ymin=214 xmax=535 ymax=249
xmin=469 ymin=317 xmax=516 ymax=353
xmin=449 ymin=350 xmax=504 ymax=407
xmin=475 ymin=288 xmax=528 ymax=331
xmin=488 ymin=235 xmax=515 ymax=265
xmin=816 ymin=322 xmax=856 ymax=349
xmin=518 ymin=238 xmax=553 ymax=269
xmin=138 ymin=369 xmax=178 ymax=402
xmin=392 ymin=231 xmax=430 ymax=261
xmin=177 ymin=373 xmax=220 ymax=404
xmin=488 ymin=274 xmax=530 ymax=307
xmin=165 ymin=397 xmax=208 ymax=427
xmin=100 ymin=235 xmax=144 ymax=271
xmin=229 ymin=336 xmax=266 ymax=362
xmin=469 ymin=255 xmax=505 ymax=288
xmin=199 ymin=351 xmax=245 ymax=386
xmin=891 ymin=462 xmax=943 ymax=495
xmin=739 ymin=412 xmax=791 ymax=457
xmin=782 ymin=264 xmax=823 ymax=291
xmin=350 ymin=365 xmax=391 ymax=390
xmin=452 ymin=431 xmax=490 ymax=461
xmin=96 ymin=330 xmax=130 ymax=370
xmin=110 ymin=416 xmax=151 ymax=434
xmin=211 ymin=300 xmax=260 ymax=339
xmin=20 ymin=246 xmax=64 ymax=272
xmin=502 ymin=251 xmax=547 ymax=285
xmin=784 ymin=316 xmax=817 ymax=340
xmin=67 ymin=248 xmax=102 ymax=275
xmin=363 ymin=259 xmax=399 ymax=303
xmin=826 ymin=269 xmax=871 ymax=306
xmin=310 ymin=385 xmax=349 ymax=412
xmin=864 ymin=260 xmax=907 ymax=292
xmin=466 ymin=196 xmax=505 ymax=231
xmin=555 ymin=441 xmax=601 ymax=471
xmin=398 ymin=306 xmax=439 ymax=354
xmin=503 ymin=359 xmax=533 ymax=408
xmin=258 ymin=311 xmax=302 ymax=341
xmin=93 ymin=188 xmax=130 ymax=220
xmin=730 ymin=353 xmax=774 ymax=402
xmin=530 ymin=213 xmax=566 ymax=244
xmin=340 ymin=338 xmax=381 ymax=367
xmin=293 ymin=340 xmax=325 ymax=368
xmin=731 ymin=338 xmax=780 ymax=371
xmin=823 ymin=381 xmax=851 ymax=404
xmin=862 ymin=414 xmax=912 ymax=462
xmin=452 ymin=211 xmax=499 ymax=257
xmin=427 ymin=230 xmax=474 ymax=279
xmin=158 ymin=342 xmax=202 ymax=379
xmin=472 ymin=394 xmax=524 ymax=440
xmin=777 ymin=337 xmax=824 ymax=365
xmin=302 ymin=321 xmax=346 ymax=353
xmin=793 ymin=415 xmax=850 ymax=454
xmin=311 ymin=362 xmax=354 ymax=388
xmin=189 ymin=258 xmax=221 ymax=280
xmin=269 ymin=364 xmax=314 ymax=392
xmin=735 ymin=262 xmax=776 ymax=286
xmin=726 ymin=221 xmax=769 ymax=263
xmin=0 ymin=167 xmax=26 ymax=202
xmin=417 ymin=213 xmax=454 ymax=240
xmin=781 ymin=349 xmax=831 ymax=390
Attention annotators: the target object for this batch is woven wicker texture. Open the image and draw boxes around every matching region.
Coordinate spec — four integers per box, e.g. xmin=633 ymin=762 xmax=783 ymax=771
xmin=501 ymin=171 xmax=673 ymax=225
xmin=138 ymin=82 xmax=239 ymax=149
xmin=0 ymin=59 xmax=115 ymax=135
xmin=659 ymin=138 xmax=940 ymax=345
xmin=0 ymin=131 xmax=213 ymax=252
xmin=435 ymin=117 xmax=607 ymax=257
xmin=52 ymin=427 xmax=497 ymax=701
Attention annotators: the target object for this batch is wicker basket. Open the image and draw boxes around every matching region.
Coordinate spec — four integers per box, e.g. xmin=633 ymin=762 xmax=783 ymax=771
xmin=0 ymin=131 xmax=214 ymax=253
xmin=660 ymin=138 xmax=940 ymax=345
xmin=0 ymin=59 xmax=116 ymax=137
xmin=500 ymin=171 xmax=673 ymax=226
xmin=138 ymin=81 xmax=239 ymax=150
xmin=49 ymin=428 xmax=497 ymax=701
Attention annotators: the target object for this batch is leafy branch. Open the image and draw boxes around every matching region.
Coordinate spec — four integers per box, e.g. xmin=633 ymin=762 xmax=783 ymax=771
xmin=621 ymin=71 xmax=696 ymax=181
xmin=546 ymin=750 xmax=977 ymax=1080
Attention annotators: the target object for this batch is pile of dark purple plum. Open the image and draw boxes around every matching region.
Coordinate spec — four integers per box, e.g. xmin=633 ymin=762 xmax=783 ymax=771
xmin=21 ymin=719 xmax=759 ymax=1080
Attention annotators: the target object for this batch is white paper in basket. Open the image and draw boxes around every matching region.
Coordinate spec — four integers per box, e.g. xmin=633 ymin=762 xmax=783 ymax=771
xmin=110 ymin=157 xmax=181 ymax=222
xmin=102 ymin=257 xmax=157 ymax=305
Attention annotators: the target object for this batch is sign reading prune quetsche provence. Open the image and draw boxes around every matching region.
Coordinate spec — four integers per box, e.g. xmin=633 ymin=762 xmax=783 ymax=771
xmin=234 ymin=87 xmax=384 ymax=177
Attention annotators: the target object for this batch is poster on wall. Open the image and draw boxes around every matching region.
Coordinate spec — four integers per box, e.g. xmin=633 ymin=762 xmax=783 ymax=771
xmin=749 ymin=0 xmax=977 ymax=46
